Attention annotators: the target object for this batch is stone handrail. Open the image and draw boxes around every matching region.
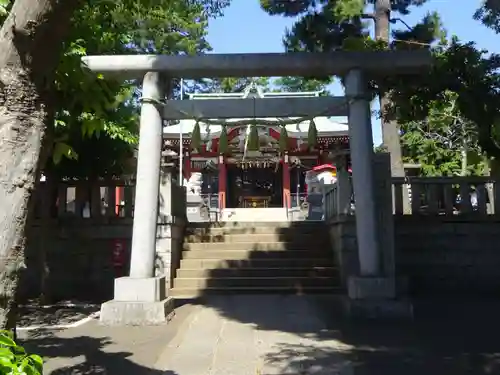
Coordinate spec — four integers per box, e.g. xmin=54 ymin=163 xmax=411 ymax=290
xmin=392 ymin=176 xmax=499 ymax=215
xmin=323 ymin=179 xmax=353 ymax=221
xmin=33 ymin=178 xmax=186 ymax=221
xmin=323 ymin=184 xmax=339 ymax=220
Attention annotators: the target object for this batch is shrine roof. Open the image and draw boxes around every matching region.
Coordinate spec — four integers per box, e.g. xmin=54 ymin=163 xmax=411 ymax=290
xmin=164 ymin=83 xmax=348 ymax=138
xmin=162 ymin=117 xmax=348 ymax=138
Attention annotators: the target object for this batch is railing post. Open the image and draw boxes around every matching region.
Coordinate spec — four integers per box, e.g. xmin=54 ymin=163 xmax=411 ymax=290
xmin=392 ymin=180 xmax=404 ymax=215
xmin=90 ymin=183 xmax=101 ymax=218
xmin=57 ymin=185 xmax=67 ymax=217
xmin=459 ymin=182 xmax=473 ymax=213
xmin=336 ymin=157 xmax=352 ymax=216
xmin=410 ymin=182 xmax=421 ymax=214
xmin=476 ymin=183 xmax=487 ymax=214
xmin=443 ymin=184 xmax=455 ymax=215
xmin=106 ymin=186 xmax=116 ymax=217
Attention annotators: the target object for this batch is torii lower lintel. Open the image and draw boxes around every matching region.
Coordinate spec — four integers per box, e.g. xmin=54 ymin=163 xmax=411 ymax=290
xmin=163 ymin=96 xmax=349 ymax=120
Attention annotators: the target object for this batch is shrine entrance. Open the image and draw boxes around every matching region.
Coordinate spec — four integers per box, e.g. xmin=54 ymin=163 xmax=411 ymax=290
xmin=83 ymin=49 xmax=431 ymax=325
xmin=226 ymin=162 xmax=283 ymax=209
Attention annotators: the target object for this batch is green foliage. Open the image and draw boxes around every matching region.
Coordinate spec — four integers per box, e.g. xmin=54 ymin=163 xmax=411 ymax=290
xmin=0 ymin=0 xmax=11 ymax=17
xmin=48 ymin=35 xmax=139 ymax=178
xmin=389 ymin=37 xmax=500 ymax=160
xmin=218 ymin=125 xmax=228 ymax=154
xmin=400 ymin=91 xmax=484 ymax=176
xmin=261 ymin=0 xmax=430 ymax=54
xmin=273 ymin=76 xmax=331 ymax=93
xmin=206 ymin=77 xmax=271 ymax=93
xmin=191 ymin=121 xmax=202 ymax=152
xmin=342 ymin=35 xmax=387 ymax=51
xmin=207 ymin=75 xmax=330 ymax=99
xmin=307 ymin=119 xmax=318 ymax=149
xmin=261 ymin=0 xmax=441 ymax=99
xmin=6 ymin=0 xmax=230 ymax=178
xmin=0 ymin=330 xmax=43 ymax=375
xmin=260 ymin=0 xmax=428 ymax=18
xmin=474 ymin=0 xmax=500 ymax=33
xmin=279 ymin=126 xmax=289 ymax=152
xmin=247 ymin=123 xmax=260 ymax=151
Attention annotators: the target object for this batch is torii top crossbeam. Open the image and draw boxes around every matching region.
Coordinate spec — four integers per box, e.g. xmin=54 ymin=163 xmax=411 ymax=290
xmin=82 ymin=50 xmax=431 ymax=79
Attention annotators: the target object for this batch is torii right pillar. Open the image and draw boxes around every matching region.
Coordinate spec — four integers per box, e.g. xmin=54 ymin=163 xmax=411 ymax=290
xmin=345 ymin=69 xmax=411 ymax=318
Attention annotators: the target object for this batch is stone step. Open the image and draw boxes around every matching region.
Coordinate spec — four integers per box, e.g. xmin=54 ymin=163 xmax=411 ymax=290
xmin=179 ymin=257 xmax=335 ymax=269
xmin=176 ymin=266 xmax=338 ymax=278
xmin=187 ymin=221 xmax=328 ymax=233
xmin=173 ymin=276 xmax=340 ymax=289
xmin=185 ymin=232 xmax=330 ymax=244
xmin=183 ymin=241 xmax=330 ymax=251
xmin=219 ymin=208 xmax=288 ymax=222
xmin=169 ymin=286 xmax=343 ymax=299
xmin=181 ymin=249 xmax=329 ymax=260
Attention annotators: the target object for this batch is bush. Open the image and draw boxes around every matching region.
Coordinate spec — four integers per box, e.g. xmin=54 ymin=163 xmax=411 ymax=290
xmin=0 ymin=330 xmax=42 ymax=374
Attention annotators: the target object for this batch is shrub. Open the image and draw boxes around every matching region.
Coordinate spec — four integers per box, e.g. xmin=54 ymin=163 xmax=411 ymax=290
xmin=0 ymin=330 xmax=43 ymax=374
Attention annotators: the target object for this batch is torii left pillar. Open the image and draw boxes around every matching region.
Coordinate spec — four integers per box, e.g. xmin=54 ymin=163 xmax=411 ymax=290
xmin=101 ymin=72 xmax=172 ymax=325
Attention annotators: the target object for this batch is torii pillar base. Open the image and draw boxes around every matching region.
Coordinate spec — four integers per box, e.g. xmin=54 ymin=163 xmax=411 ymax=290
xmin=100 ymin=276 xmax=175 ymax=326
xmin=342 ymin=276 xmax=413 ymax=320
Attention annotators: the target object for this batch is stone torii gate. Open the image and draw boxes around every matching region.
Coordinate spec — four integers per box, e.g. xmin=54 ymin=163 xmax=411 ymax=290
xmin=82 ymin=51 xmax=431 ymax=324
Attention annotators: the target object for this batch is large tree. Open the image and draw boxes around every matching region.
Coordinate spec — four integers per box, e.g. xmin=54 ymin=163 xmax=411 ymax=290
xmin=0 ymin=0 xmax=85 ymax=330
xmin=474 ymin=0 xmax=500 ymax=32
xmin=390 ymin=36 xmax=500 ymax=175
xmin=0 ymin=0 xmax=230 ymax=328
xmin=47 ymin=0 xmax=222 ymax=179
xmin=260 ymin=0 xmax=431 ymax=175
xmin=400 ymin=91 xmax=483 ymax=177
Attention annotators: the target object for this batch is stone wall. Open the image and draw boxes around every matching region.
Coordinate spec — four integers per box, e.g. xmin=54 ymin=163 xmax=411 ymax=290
xmin=21 ymin=216 xmax=186 ymax=304
xmin=330 ymin=216 xmax=500 ymax=295
xmin=21 ymin=220 xmax=132 ymax=303
xmin=396 ymin=216 xmax=500 ymax=295
xmin=19 ymin=176 xmax=187 ymax=304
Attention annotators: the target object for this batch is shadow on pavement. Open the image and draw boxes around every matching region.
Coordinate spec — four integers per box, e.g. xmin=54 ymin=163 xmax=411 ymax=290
xmin=289 ymin=296 xmax=500 ymax=374
xmin=20 ymin=329 xmax=178 ymax=375
xmin=184 ymin=223 xmax=500 ymax=374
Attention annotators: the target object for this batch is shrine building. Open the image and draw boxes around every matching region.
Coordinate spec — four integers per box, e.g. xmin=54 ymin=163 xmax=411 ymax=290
xmin=162 ymin=83 xmax=351 ymax=210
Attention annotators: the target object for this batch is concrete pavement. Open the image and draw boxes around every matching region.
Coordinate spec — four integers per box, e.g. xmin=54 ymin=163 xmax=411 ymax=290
xmin=155 ymin=295 xmax=353 ymax=375
xmin=19 ymin=295 xmax=500 ymax=374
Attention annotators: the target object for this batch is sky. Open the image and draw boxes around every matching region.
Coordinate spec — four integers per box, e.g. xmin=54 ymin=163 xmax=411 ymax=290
xmin=206 ymin=0 xmax=499 ymax=146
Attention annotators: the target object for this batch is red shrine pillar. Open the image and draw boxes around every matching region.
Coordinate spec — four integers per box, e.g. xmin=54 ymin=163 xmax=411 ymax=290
xmin=218 ymin=155 xmax=226 ymax=210
xmin=282 ymin=153 xmax=291 ymax=208
xmin=115 ymin=186 xmax=123 ymax=216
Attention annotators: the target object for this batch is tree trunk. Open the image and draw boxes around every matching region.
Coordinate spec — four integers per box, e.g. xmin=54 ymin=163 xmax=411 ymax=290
xmin=0 ymin=0 xmax=81 ymax=329
xmin=374 ymin=0 xmax=410 ymax=212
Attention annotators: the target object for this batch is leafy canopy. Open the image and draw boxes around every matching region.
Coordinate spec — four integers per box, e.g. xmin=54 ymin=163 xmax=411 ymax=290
xmin=389 ymin=36 xmax=500 ymax=160
xmin=38 ymin=0 xmax=229 ymax=178
xmin=474 ymin=0 xmax=500 ymax=33
xmin=400 ymin=90 xmax=484 ymax=176
xmin=1 ymin=0 xmax=231 ymax=178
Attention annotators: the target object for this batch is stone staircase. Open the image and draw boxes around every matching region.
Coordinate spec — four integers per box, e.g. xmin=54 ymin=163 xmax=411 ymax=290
xmin=219 ymin=207 xmax=288 ymax=222
xmin=170 ymin=222 xmax=342 ymax=298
